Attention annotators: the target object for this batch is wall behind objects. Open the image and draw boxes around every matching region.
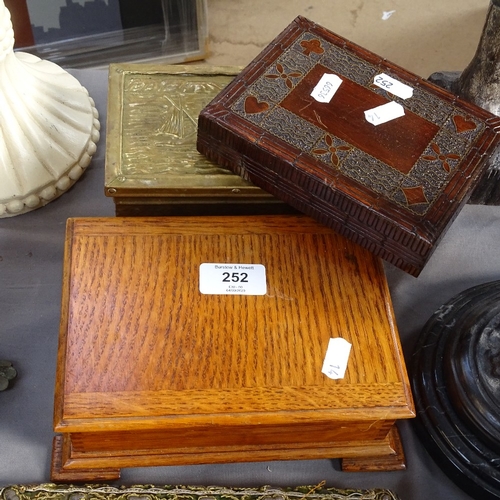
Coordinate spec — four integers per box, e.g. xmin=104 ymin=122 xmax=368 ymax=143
xmin=205 ymin=0 xmax=491 ymax=79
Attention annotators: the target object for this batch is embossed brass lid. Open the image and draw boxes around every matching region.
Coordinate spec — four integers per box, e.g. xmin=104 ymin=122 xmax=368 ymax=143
xmin=105 ymin=64 xmax=276 ymax=202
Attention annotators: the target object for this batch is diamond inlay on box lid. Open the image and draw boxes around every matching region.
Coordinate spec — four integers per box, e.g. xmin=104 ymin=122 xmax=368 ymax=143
xmin=197 ymin=16 xmax=500 ymax=276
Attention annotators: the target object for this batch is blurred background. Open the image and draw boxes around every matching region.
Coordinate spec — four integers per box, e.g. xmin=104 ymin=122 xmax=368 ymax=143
xmin=5 ymin=0 xmax=493 ymax=79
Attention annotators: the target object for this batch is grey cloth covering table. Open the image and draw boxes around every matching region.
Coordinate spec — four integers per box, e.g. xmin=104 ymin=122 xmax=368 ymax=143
xmin=1 ymin=68 xmax=499 ymax=500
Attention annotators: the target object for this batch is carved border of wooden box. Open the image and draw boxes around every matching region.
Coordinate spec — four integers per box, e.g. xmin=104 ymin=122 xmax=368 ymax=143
xmin=197 ymin=16 xmax=500 ymax=276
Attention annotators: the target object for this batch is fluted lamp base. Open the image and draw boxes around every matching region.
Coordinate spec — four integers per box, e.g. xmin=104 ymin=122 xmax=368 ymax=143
xmin=0 ymin=0 xmax=100 ymax=218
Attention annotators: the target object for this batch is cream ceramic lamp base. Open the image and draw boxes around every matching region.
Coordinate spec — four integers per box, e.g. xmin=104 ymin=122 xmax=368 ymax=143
xmin=0 ymin=0 xmax=100 ymax=217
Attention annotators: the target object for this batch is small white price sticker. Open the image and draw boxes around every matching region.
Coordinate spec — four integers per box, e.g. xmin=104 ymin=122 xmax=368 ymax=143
xmin=373 ymin=73 xmax=413 ymax=99
xmin=199 ymin=263 xmax=267 ymax=295
xmin=364 ymin=101 xmax=405 ymax=126
xmin=311 ymin=73 xmax=343 ymax=103
xmin=321 ymin=338 xmax=352 ymax=380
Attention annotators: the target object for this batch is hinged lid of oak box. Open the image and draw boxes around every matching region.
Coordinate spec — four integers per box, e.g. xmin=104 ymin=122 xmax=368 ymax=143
xmin=105 ymin=64 xmax=289 ymax=216
xmin=197 ymin=16 xmax=500 ymax=276
xmin=54 ymin=215 xmax=414 ymax=437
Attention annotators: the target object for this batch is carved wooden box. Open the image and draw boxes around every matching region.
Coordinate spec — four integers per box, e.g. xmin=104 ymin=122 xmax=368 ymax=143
xmin=105 ymin=64 xmax=290 ymax=216
xmin=52 ymin=215 xmax=414 ymax=481
xmin=197 ymin=16 xmax=500 ymax=276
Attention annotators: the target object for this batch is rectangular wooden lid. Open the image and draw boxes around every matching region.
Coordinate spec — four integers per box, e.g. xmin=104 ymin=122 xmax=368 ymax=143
xmin=54 ymin=215 xmax=414 ymax=432
xmin=197 ymin=16 xmax=500 ymax=276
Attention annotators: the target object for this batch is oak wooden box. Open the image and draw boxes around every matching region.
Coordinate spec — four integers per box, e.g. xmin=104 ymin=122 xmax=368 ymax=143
xmin=52 ymin=215 xmax=415 ymax=482
xmin=105 ymin=64 xmax=290 ymax=216
xmin=197 ymin=16 xmax=500 ymax=276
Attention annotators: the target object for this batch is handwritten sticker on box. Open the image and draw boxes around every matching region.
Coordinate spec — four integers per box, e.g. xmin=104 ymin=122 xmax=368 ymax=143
xmin=311 ymin=74 xmax=343 ymax=103
xmin=373 ymin=73 xmax=413 ymax=99
xmin=364 ymin=101 xmax=405 ymax=126
xmin=321 ymin=337 xmax=352 ymax=380
xmin=199 ymin=263 xmax=267 ymax=295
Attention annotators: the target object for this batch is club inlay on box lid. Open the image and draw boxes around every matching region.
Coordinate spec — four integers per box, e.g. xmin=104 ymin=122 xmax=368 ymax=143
xmin=197 ymin=16 xmax=500 ymax=276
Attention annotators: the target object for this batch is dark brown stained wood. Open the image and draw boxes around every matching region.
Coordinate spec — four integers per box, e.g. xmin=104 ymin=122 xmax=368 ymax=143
xmin=52 ymin=215 xmax=414 ymax=480
xmin=5 ymin=0 xmax=34 ymax=48
xmin=197 ymin=16 xmax=500 ymax=276
xmin=281 ymin=64 xmax=438 ymax=174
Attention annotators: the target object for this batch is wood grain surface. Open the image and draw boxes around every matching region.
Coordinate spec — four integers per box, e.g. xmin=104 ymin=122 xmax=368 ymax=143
xmin=52 ymin=215 xmax=414 ymax=479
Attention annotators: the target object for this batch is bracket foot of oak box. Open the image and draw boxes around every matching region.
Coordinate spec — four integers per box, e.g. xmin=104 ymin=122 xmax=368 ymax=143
xmin=340 ymin=426 xmax=406 ymax=472
xmin=51 ymin=436 xmax=121 ymax=482
xmin=50 ymin=426 xmax=406 ymax=482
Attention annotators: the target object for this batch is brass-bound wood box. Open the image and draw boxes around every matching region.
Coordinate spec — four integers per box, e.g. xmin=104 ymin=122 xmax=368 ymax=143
xmin=52 ymin=215 xmax=414 ymax=481
xmin=105 ymin=64 xmax=291 ymax=216
xmin=197 ymin=16 xmax=500 ymax=276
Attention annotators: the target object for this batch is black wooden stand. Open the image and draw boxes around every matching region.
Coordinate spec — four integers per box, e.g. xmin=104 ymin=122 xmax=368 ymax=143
xmin=412 ymin=280 xmax=500 ymax=500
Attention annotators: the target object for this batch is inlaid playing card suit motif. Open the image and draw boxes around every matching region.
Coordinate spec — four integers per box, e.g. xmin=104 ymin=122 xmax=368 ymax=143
xmin=197 ymin=17 xmax=500 ymax=276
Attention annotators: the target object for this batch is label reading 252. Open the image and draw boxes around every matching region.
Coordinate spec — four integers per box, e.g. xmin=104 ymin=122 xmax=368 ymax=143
xmin=373 ymin=73 xmax=413 ymax=99
xmin=199 ymin=263 xmax=267 ymax=295
xmin=374 ymin=75 xmax=393 ymax=90
xmin=222 ymin=271 xmax=248 ymax=282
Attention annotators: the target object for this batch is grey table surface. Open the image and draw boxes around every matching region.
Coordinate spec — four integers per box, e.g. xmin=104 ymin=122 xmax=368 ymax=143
xmin=1 ymin=68 xmax=499 ymax=500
